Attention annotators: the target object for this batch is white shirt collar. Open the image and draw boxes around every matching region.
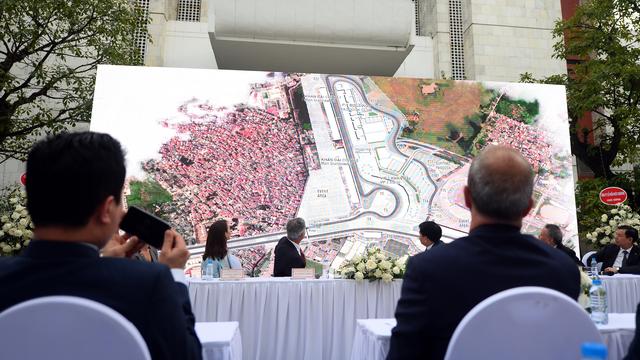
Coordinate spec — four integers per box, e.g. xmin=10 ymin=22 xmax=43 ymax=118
xmin=426 ymin=243 xmax=434 ymax=251
xmin=288 ymin=238 xmax=301 ymax=256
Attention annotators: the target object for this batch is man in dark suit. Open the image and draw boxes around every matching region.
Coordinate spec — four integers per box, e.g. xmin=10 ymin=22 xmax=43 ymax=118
xmin=0 ymin=132 xmax=201 ymax=360
xmin=387 ymin=146 xmax=580 ymax=360
xmin=419 ymin=220 xmax=443 ymax=251
xmin=539 ymin=223 xmax=582 ymax=266
xmin=273 ymin=217 xmax=307 ymax=277
xmin=595 ymin=225 xmax=640 ymax=274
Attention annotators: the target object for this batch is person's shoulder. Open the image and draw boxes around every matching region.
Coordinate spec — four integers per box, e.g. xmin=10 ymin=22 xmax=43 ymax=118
xmin=275 ymin=237 xmax=288 ymax=247
xmin=411 ymin=235 xmax=469 ymax=268
xmin=99 ymin=257 xmax=171 ymax=277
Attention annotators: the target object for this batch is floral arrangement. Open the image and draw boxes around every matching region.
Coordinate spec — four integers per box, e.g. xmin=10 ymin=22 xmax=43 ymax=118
xmin=579 ymin=269 xmax=591 ymax=311
xmin=584 ymin=204 xmax=640 ymax=248
xmin=0 ymin=185 xmax=34 ymax=256
xmin=338 ymin=247 xmax=408 ymax=282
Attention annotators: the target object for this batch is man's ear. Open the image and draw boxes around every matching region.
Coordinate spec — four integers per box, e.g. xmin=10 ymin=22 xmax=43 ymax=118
xmin=522 ymin=197 xmax=534 ymax=217
xmin=96 ymin=196 xmax=117 ymax=225
xmin=463 ymin=186 xmax=472 ymax=210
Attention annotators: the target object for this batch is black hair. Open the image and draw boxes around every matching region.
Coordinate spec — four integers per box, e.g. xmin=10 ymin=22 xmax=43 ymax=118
xmin=26 ymin=132 xmax=126 ymax=227
xmin=203 ymin=219 xmax=229 ymax=260
xmin=544 ymin=224 xmax=563 ymax=246
xmin=419 ymin=221 xmax=442 ymax=242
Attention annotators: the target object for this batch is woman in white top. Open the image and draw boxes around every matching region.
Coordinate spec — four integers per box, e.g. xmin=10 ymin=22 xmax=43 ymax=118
xmin=202 ymin=219 xmax=242 ymax=272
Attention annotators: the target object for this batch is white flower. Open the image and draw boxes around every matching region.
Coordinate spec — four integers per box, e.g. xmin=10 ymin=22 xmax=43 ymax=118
xmin=11 ymin=212 xmax=20 ymax=220
xmin=374 ymin=269 xmax=383 ymax=278
xmin=18 ymin=218 xmax=28 ymax=227
xmin=609 ymin=220 xmax=616 ymax=226
xmin=366 ymin=260 xmax=378 ymax=270
xmin=392 ymin=266 xmax=401 ymax=274
xmin=352 ymin=255 xmax=362 ymax=264
xmin=346 ymin=266 xmax=356 ymax=274
xmin=2 ymin=223 xmax=11 ymax=232
xmin=578 ymin=293 xmax=590 ymax=309
xmin=367 ymin=247 xmax=377 ymax=255
xmin=1 ymin=245 xmax=11 ymax=253
xmin=611 ymin=209 xmax=619 ymax=214
xmin=376 ymin=253 xmax=386 ymax=261
xmin=13 ymin=243 xmax=20 ymax=250
xmin=12 ymin=230 xmax=22 ymax=237
xmin=14 ymin=205 xmax=24 ymax=212
xmin=20 ymin=209 xmax=28 ymax=217
xmin=620 ymin=210 xmax=627 ymax=216
xmin=600 ymin=239 xmax=608 ymax=245
xmin=381 ymin=273 xmax=393 ymax=282
xmin=379 ymin=260 xmax=391 ymax=270
xmin=24 ymin=239 xmax=30 ymax=246
xmin=601 ymin=214 xmax=608 ymax=222
xmin=396 ymin=255 xmax=408 ymax=267
xmin=0 ymin=215 xmax=8 ymax=223
xmin=356 ymin=262 xmax=366 ymax=272
xmin=354 ymin=272 xmax=364 ymax=281
xmin=9 ymin=197 xmax=18 ymax=204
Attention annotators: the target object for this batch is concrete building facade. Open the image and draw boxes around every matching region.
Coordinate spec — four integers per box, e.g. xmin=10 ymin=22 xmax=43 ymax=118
xmin=0 ymin=0 xmax=572 ymax=185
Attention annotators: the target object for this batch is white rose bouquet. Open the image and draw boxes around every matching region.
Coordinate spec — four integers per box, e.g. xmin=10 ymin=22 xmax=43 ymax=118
xmin=585 ymin=204 xmax=640 ymax=249
xmin=338 ymin=247 xmax=408 ymax=282
xmin=0 ymin=185 xmax=34 ymax=256
xmin=579 ymin=269 xmax=591 ymax=311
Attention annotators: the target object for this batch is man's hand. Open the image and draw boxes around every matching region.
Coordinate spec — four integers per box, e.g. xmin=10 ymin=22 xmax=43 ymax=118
xmin=604 ymin=266 xmax=619 ymax=274
xmin=158 ymin=229 xmax=190 ymax=269
xmin=101 ymin=233 xmax=144 ymax=258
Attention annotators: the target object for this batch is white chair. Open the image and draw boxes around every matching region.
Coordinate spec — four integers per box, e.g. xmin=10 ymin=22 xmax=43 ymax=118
xmin=582 ymin=250 xmax=597 ymax=267
xmin=444 ymin=287 xmax=603 ymax=360
xmin=0 ymin=296 xmax=151 ymax=360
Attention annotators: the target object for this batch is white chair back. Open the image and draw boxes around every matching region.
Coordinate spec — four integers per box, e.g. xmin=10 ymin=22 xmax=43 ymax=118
xmin=582 ymin=250 xmax=597 ymax=267
xmin=444 ymin=287 xmax=602 ymax=360
xmin=0 ymin=296 xmax=151 ymax=360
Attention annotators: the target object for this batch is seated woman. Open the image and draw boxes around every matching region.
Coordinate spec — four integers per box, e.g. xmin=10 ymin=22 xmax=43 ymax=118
xmin=202 ymin=219 xmax=242 ymax=277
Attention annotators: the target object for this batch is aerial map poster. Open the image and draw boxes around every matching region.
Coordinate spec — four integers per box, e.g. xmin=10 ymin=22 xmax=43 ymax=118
xmin=91 ymin=65 xmax=578 ymax=276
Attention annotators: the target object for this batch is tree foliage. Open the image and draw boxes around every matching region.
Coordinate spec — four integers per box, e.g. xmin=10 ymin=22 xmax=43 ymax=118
xmin=521 ymin=0 xmax=640 ymax=179
xmin=0 ymin=0 xmax=148 ymax=162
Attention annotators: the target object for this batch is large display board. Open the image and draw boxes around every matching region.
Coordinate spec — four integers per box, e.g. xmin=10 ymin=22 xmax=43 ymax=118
xmin=91 ymin=65 xmax=578 ymax=275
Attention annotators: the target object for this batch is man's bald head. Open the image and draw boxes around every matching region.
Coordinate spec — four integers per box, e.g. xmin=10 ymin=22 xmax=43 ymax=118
xmin=467 ymin=146 xmax=534 ymax=222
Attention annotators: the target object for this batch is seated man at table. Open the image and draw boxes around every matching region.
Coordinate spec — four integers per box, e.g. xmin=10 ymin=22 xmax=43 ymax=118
xmin=595 ymin=225 xmax=640 ymax=275
xmin=273 ymin=217 xmax=307 ymax=277
xmin=387 ymin=146 xmax=580 ymax=360
xmin=419 ymin=220 xmax=443 ymax=252
xmin=539 ymin=224 xmax=582 ymax=266
xmin=0 ymin=132 xmax=202 ymax=360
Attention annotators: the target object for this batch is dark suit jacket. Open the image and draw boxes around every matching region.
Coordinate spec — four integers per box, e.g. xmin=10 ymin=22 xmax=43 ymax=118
xmin=624 ymin=302 xmax=640 ymax=360
xmin=273 ymin=236 xmax=305 ymax=277
xmin=594 ymin=244 xmax=640 ymax=274
xmin=0 ymin=241 xmax=202 ymax=360
xmin=387 ymin=224 xmax=580 ymax=360
xmin=556 ymin=243 xmax=582 ymax=266
xmin=430 ymin=239 xmax=444 ymax=249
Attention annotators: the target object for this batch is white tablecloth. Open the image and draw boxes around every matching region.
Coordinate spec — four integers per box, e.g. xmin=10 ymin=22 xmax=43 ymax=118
xmin=188 ymin=278 xmax=402 ymax=360
xmin=195 ymin=322 xmax=242 ymax=360
xmin=602 ymin=275 xmax=640 ymax=313
xmin=350 ymin=315 xmax=637 ymax=360
xmin=598 ymin=313 xmax=636 ymax=360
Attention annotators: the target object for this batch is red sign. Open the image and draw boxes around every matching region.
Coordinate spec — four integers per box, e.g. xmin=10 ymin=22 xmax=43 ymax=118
xmin=600 ymin=187 xmax=627 ymax=205
xmin=20 ymin=173 xmax=26 ymax=186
